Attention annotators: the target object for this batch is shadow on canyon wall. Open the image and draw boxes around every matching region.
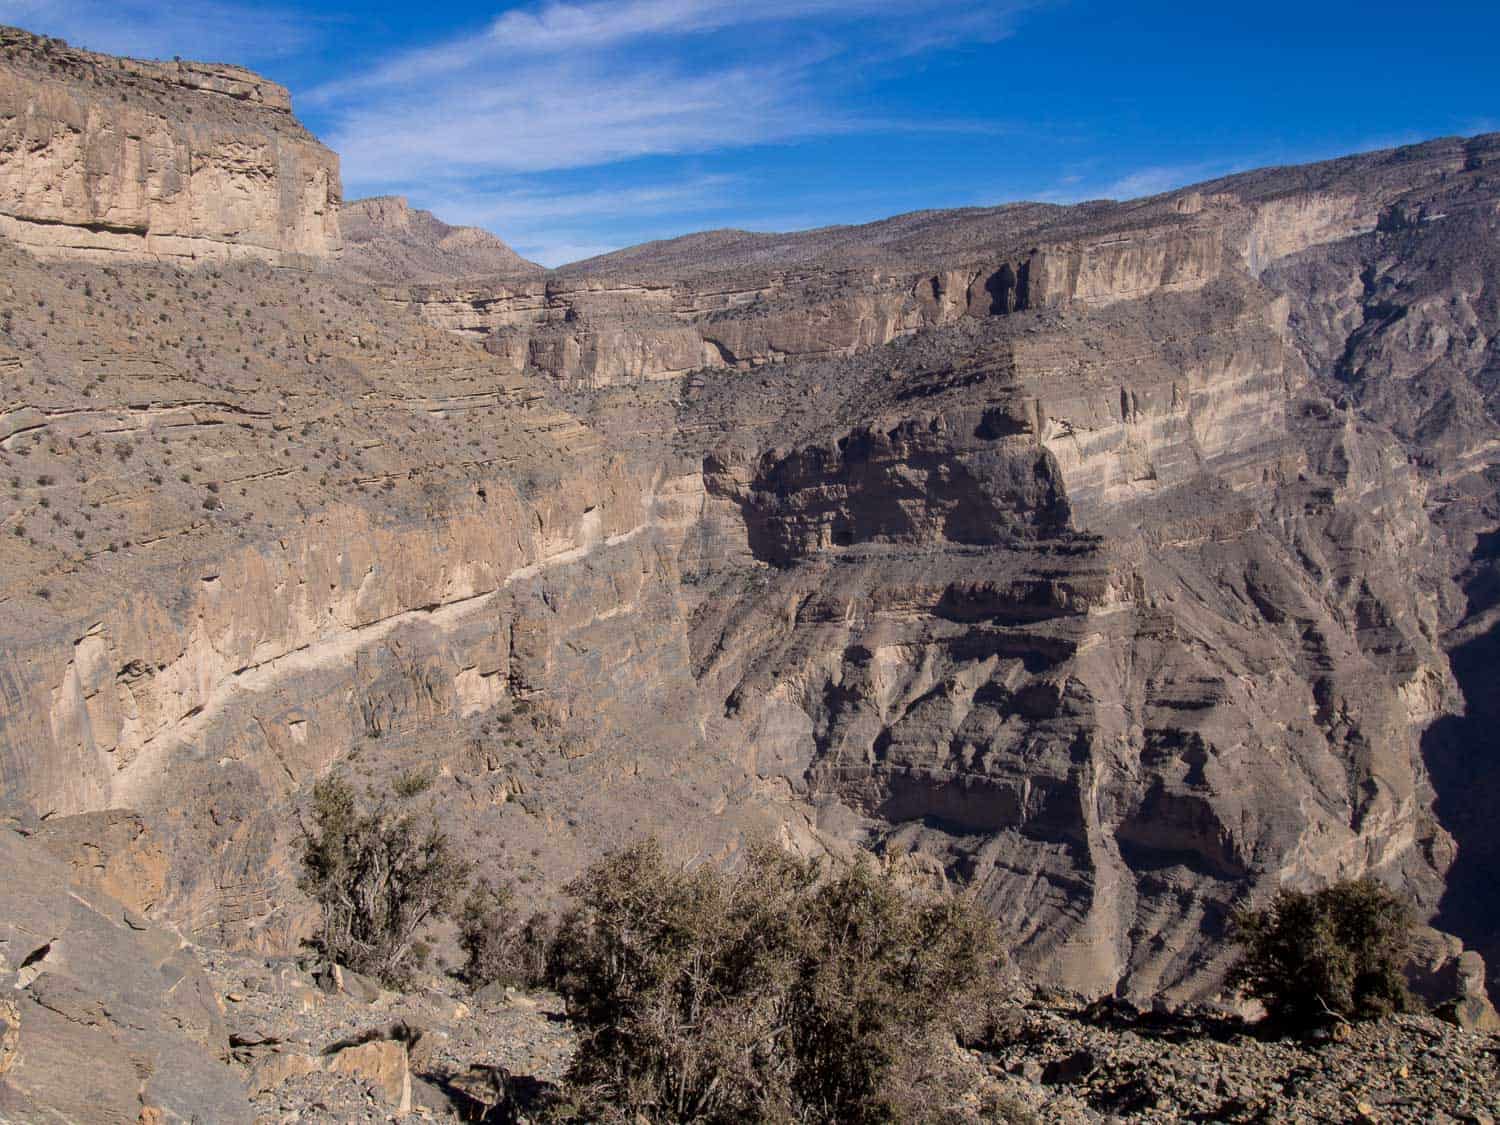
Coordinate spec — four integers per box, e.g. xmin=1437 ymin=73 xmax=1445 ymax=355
xmin=1425 ymin=526 xmax=1500 ymax=1003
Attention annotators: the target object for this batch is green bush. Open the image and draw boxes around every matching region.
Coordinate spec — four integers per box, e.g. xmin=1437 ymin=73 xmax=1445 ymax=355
xmin=299 ymin=777 xmax=470 ymax=987
xmin=1229 ymin=877 xmax=1413 ymax=1030
xmin=546 ymin=839 xmax=1005 ymax=1124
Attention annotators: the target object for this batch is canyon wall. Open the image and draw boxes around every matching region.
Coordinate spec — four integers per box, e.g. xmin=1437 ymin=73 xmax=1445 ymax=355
xmin=379 ymin=171 xmax=1440 ymax=389
xmin=0 ymin=35 xmax=1497 ymax=1006
xmin=672 ymin=267 xmax=1457 ymax=999
xmin=0 ymin=26 xmax=340 ymax=266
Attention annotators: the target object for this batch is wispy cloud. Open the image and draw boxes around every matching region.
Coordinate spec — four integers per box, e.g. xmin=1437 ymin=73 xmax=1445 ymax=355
xmin=418 ymin=175 xmax=740 ymax=229
xmin=329 ymin=50 xmax=853 ymax=183
xmin=408 ymin=174 xmax=742 ymax=266
xmin=317 ymin=0 xmax=1031 ymax=190
xmin=1031 ymin=155 xmax=1260 ymax=206
xmin=1104 ymin=162 xmax=1228 ymax=199
xmin=313 ymin=0 xmax=1027 ymax=103
xmin=0 ymin=0 xmax=314 ymax=63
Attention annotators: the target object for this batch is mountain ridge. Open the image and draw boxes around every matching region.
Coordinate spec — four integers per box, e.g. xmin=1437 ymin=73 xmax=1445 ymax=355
xmin=340 ymin=194 xmax=544 ymax=283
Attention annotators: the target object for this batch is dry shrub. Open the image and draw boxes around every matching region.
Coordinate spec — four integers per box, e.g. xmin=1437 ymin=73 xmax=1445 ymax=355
xmin=1229 ymin=877 xmax=1413 ymax=1030
xmin=546 ymin=838 xmax=1005 ymax=1124
xmin=299 ymin=777 xmax=469 ymax=987
xmin=460 ymin=879 xmax=555 ymax=989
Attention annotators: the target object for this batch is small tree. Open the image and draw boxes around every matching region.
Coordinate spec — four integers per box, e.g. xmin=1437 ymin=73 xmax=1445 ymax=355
xmin=459 ymin=879 xmax=554 ymax=989
xmin=1229 ymin=877 xmax=1413 ymax=1030
xmin=299 ymin=777 xmax=470 ymax=987
xmin=547 ymin=838 xmax=1005 ymax=1124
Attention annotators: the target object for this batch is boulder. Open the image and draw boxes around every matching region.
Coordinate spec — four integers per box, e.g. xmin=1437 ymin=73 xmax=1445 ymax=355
xmin=0 ymin=824 xmax=250 ymax=1123
xmin=248 ymin=1050 xmax=323 ymax=1094
xmin=1407 ymin=929 xmax=1500 ymax=1033
xmin=315 ymin=961 xmax=385 ymax=1004
xmin=1440 ymin=952 xmax=1500 ymax=1034
xmin=327 ymin=1039 xmax=412 ymax=1112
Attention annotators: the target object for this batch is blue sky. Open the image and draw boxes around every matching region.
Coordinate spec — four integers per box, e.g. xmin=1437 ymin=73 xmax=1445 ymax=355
xmin=4 ymin=1 xmax=1498 ymax=266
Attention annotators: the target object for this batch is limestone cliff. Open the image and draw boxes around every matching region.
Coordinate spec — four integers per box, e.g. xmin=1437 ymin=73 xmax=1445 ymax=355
xmin=0 ymin=26 xmax=340 ymax=266
xmin=0 ymin=805 xmax=250 ymax=1123
xmin=384 ymin=137 xmax=1474 ymax=389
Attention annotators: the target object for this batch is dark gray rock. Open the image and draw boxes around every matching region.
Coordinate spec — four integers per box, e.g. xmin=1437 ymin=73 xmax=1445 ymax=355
xmin=0 ymin=826 xmax=250 ymax=1123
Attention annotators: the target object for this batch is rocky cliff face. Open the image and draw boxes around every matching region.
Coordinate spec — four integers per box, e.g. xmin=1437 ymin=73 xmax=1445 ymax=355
xmin=384 ymin=138 xmax=1472 ymax=390
xmin=1260 ymin=138 xmax=1500 ymax=994
xmin=0 ymin=26 xmax=340 ymax=266
xmin=0 ymin=804 xmax=250 ymax=1123
xmin=664 ymin=271 xmax=1457 ymax=998
xmin=0 ymin=30 xmax=1497 ymax=1016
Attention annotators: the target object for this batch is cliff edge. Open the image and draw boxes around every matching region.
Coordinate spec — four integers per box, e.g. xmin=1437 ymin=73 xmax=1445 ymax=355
xmin=0 ymin=26 xmax=341 ymax=267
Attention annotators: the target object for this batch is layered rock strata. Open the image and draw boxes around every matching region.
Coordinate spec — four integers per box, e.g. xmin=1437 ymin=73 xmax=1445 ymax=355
xmin=340 ymin=195 xmax=541 ymax=283
xmin=0 ymin=26 xmax=340 ymax=266
xmin=0 ymin=45 xmax=1498 ymax=1012
xmin=384 ymin=137 xmax=1482 ymax=389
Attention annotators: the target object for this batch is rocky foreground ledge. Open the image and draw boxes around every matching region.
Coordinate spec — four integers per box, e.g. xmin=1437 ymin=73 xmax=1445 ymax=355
xmin=2 ymin=813 xmax=1497 ymax=1123
xmin=982 ymin=1002 xmax=1499 ymax=1124
xmin=166 ymin=948 xmax=1500 ymax=1125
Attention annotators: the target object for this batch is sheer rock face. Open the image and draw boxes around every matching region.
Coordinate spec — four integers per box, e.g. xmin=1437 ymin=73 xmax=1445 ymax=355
xmin=0 ymin=43 xmax=1497 ymax=1011
xmin=0 ymin=26 xmax=340 ymax=266
xmin=1260 ymin=142 xmax=1500 ymax=1000
xmin=381 ymin=137 xmax=1476 ymax=390
xmin=677 ymin=270 xmax=1459 ymax=999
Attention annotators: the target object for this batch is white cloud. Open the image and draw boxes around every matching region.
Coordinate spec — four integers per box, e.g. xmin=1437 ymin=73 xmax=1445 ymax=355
xmin=487 ymin=0 xmax=869 ymax=53
xmin=1104 ymin=164 xmax=1208 ymax=199
xmin=393 ymin=175 xmax=740 ymax=267
xmin=0 ymin=0 xmax=314 ymax=63
xmin=312 ymin=0 xmax=1025 ymax=103
xmin=329 ymin=51 xmax=851 ymax=183
xmin=409 ymin=175 xmax=739 ymax=228
xmin=317 ymin=0 xmax=1030 ymax=191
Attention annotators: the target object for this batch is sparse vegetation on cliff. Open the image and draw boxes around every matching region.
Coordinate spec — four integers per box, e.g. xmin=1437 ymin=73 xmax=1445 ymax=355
xmin=459 ymin=879 xmax=555 ymax=990
xmin=299 ymin=777 xmax=470 ymax=987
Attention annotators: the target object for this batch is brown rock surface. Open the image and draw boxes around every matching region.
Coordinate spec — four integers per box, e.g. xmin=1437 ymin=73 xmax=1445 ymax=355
xmin=0 ymin=820 xmax=250 ymax=1123
xmin=326 ymin=1038 xmax=412 ymax=1112
xmin=32 ymin=807 xmax=169 ymax=914
xmin=340 ymin=195 xmax=542 ymax=283
xmin=0 ymin=25 xmax=340 ymax=267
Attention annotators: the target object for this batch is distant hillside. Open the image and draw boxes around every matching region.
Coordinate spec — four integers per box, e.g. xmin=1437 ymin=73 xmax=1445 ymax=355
xmin=554 ymin=202 xmax=1070 ymax=279
xmin=339 ymin=195 xmax=542 ymax=283
xmin=557 ymin=133 xmax=1494 ymax=281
